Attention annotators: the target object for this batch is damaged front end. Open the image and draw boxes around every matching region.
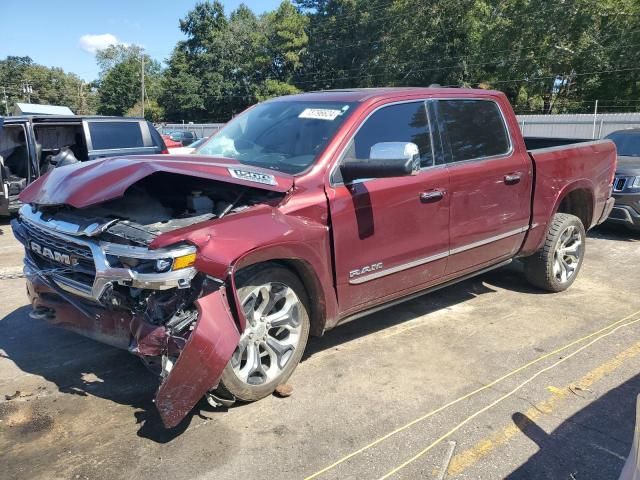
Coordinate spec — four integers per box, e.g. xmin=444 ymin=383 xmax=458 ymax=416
xmin=10 ymin=169 xmax=292 ymax=427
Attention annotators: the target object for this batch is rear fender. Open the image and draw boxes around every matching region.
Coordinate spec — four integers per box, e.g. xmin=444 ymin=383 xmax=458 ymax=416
xmin=520 ymin=179 xmax=595 ymax=256
xmin=155 ymin=287 xmax=240 ymax=428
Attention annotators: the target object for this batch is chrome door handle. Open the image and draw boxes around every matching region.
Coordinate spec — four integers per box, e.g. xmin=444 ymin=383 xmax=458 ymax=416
xmin=420 ymin=189 xmax=445 ymax=203
xmin=504 ymin=173 xmax=521 ymax=185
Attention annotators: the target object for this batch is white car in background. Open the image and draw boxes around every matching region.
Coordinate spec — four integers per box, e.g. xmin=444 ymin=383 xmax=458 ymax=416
xmin=168 ymin=137 xmax=208 ymax=154
xmin=621 ymin=396 xmax=640 ymax=480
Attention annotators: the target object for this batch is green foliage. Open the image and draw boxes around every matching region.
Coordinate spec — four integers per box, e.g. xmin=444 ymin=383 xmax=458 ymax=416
xmin=125 ymin=99 xmax=165 ymax=122
xmin=0 ymin=55 xmax=98 ymax=115
xmin=7 ymin=0 xmax=640 ymax=121
xmin=293 ymin=0 xmax=640 ymax=114
xmin=256 ymin=79 xmax=301 ymax=101
xmin=96 ymin=44 xmax=162 ymax=116
xmin=159 ymin=0 xmax=309 ymax=121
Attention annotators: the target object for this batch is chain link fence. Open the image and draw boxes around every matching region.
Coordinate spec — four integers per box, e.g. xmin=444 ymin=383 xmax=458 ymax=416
xmin=156 ymin=123 xmax=225 ymax=138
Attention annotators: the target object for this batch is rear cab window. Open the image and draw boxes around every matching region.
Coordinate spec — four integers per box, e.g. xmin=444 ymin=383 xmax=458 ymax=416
xmin=436 ymin=99 xmax=511 ymax=163
xmin=88 ymin=121 xmax=144 ymax=150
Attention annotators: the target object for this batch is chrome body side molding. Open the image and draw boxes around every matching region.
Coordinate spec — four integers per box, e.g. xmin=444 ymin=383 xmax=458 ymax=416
xmin=348 ymin=226 xmax=528 ymax=284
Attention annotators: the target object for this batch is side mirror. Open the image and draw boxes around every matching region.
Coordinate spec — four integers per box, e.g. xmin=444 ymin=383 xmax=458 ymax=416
xmin=340 ymin=142 xmax=420 ymax=183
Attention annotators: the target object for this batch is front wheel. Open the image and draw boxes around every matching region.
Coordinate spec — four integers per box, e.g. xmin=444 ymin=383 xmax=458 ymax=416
xmin=215 ymin=264 xmax=310 ymax=402
xmin=523 ymin=213 xmax=586 ymax=292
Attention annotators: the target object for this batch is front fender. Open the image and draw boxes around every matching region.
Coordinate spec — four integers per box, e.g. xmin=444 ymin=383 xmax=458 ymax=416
xmin=151 ymin=204 xmax=338 ymax=331
xmin=155 ymin=287 xmax=240 ymax=428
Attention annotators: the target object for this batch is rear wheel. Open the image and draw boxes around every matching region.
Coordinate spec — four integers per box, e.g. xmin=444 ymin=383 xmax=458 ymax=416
xmin=523 ymin=213 xmax=586 ymax=292
xmin=216 ymin=264 xmax=310 ymax=402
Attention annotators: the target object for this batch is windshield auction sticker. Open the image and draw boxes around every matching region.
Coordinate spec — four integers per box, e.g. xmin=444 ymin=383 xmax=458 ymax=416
xmin=299 ymin=108 xmax=343 ymax=121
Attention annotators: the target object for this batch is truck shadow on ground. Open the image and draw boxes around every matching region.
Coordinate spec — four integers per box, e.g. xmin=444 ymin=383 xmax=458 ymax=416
xmin=590 ymin=223 xmax=640 ymax=242
xmin=0 ymin=268 xmax=520 ymax=444
xmin=506 ymin=374 xmax=639 ymax=479
xmin=0 ymin=250 xmax=620 ymax=444
xmin=305 ymin=263 xmax=536 ymax=358
xmin=0 ymin=305 xmax=198 ymax=443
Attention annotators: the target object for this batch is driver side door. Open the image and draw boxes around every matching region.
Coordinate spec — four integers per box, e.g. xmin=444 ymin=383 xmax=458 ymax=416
xmin=327 ymin=100 xmax=450 ymax=315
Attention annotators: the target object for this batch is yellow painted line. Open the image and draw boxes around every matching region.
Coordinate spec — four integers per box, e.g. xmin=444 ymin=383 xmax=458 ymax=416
xmin=302 ymin=308 xmax=640 ymax=480
xmin=377 ymin=317 xmax=640 ymax=480
xmin=446 ymin=340 xmax=640 ymax=476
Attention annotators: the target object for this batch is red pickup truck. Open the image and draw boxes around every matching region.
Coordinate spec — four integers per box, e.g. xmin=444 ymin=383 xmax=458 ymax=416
xmin=12 ymin=87 xmax=616 ymax=428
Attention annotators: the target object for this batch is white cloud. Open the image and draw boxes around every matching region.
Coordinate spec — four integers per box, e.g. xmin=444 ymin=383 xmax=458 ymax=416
xmin=79 ymin=33 xmax=124 ymax=54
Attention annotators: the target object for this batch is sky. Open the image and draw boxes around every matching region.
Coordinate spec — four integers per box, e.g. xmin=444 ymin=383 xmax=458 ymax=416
xmin=0 ymin=0 xmax=284 ymax=81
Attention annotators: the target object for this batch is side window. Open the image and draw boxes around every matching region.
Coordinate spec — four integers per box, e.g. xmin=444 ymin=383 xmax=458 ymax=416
xmin=88 ymin=122 xmax=144 ymax=150
xmin=437 ymin=100 xmax=510 ymax=163
xmin=345 ymin=101 xmax=434 ymax=168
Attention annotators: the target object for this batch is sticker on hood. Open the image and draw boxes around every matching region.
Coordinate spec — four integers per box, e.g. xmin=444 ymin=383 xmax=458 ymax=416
xmin=227 ymin=167 xmax=278 ymax=185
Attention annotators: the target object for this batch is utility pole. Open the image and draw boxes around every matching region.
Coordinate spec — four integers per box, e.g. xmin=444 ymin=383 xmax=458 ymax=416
xmin=78 ymin=81 xmax=85 ymax=115
xmin=591 ymin=99 xmax=599 ymax=139
xmin=141 ymin=55 xmax=145 ymax=118
xmin=22 ymin=81 xmax=32 ymax=103
xmin=2 ymin=86 xmax=8 ymax=116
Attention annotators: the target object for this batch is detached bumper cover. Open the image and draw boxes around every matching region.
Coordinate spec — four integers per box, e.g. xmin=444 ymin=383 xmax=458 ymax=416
xmin=156 ymin=289 xmax=239 ymax=428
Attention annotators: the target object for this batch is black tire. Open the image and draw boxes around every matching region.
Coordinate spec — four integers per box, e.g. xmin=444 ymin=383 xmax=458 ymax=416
xmin=523 ymin=213 xmax=586 ymax=292
xmin=216 ymin=263 xmax=310 ymax=402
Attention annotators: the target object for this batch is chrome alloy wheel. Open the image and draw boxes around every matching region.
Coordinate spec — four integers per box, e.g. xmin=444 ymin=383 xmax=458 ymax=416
xmin=553 ymin=225 xmax=583 ymax=283
xmin=231 ymin=282 xmax=303 ymax=385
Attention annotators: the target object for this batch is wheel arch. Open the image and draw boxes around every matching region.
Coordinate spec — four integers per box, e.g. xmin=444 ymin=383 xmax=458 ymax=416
xmin=554 ymin=184 xmax=595 ymax=229
xmin=233 ymin=252 xmax=335 ymax=337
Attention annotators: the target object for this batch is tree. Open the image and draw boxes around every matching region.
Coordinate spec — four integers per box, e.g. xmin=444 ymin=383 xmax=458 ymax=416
xmin=126 ymin=99 xmax=165 ymax=122
xmin=159 ymin=1 xmax=307 ymax=121
xmin=0 ymin=55 xmax=97 ymax=115
xmin=96 ymin=45 xmax=162 ymax=116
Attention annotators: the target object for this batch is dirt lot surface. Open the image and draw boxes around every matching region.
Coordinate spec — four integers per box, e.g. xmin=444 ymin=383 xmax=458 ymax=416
xmin=1 ymin=218 xmax=639 ymax=480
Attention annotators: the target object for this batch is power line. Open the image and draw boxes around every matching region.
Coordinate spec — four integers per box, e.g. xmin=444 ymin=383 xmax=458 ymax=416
xmin=291 ymin=27 xmax=640 ymax=83
xmin=289 ymin=39 xmax=640 ymax=87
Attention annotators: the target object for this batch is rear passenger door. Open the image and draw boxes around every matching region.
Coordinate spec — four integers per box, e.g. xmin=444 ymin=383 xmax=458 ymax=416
xmin=435 ymin=98 xmax=532 ymax=275
xmin=84 ymin=120 xmax=161 ymax=159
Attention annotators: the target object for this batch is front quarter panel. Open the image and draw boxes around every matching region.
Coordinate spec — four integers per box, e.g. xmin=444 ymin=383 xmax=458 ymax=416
xmin=151 ymin=204 xmax=337 ymax=331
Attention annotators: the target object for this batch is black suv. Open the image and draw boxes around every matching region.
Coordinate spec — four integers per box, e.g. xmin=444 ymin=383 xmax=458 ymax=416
xmin=0 ymin=116 xmax=167 ymax=216
xmin=605 ymin=129 xmax=640 ymax=231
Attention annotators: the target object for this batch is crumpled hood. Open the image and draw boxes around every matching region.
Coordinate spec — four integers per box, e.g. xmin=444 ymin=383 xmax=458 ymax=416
xmin=20 ymin=155 xmax=294 ymax=208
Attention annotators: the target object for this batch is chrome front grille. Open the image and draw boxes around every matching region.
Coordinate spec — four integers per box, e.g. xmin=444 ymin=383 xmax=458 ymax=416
xmin=22 ymin=220 xmax=93 ymax=260
xmin=21 ymin=220 xmax=97 ymax=286
xmin=15 ymin=205 xmax=199 ymax=303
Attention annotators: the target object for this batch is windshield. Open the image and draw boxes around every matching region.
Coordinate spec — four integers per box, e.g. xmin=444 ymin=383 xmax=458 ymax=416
xmin=197 ymin=101 xmax=355 ymax=174
xmin=605 ymin=131 xmax=640 ymax=156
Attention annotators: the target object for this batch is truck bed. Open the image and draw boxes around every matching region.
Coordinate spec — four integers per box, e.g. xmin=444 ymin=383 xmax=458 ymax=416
xmin=523 ymin=136 xmax=591 ymax=151
xmin=520 ymin=138 xmax=617 ymax=256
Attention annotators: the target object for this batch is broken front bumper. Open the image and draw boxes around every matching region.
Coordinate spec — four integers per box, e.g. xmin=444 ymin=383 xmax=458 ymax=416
xmin=25 ymin=272 xmax=240 ymax=428
xmin=13 ymin=206 xmax=198 ymax=303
